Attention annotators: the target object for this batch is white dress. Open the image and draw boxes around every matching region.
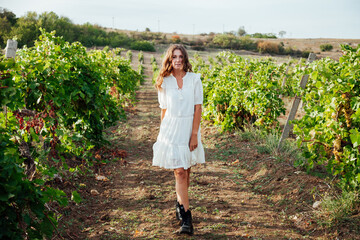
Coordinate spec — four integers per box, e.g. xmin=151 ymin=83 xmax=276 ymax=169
xmin=152 ymin=72 xmax=205 ymax=170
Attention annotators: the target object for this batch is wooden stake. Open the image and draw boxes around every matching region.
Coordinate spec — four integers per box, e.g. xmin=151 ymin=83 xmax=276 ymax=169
xmin=5 ymin=39 xmax=17 ymax=59
xmin=278 ymin=53 xmax=316 ymax=150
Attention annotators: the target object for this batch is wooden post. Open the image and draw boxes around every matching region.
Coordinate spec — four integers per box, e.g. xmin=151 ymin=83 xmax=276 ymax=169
xmin=5 ymin=39 xmax=17 ymax=59
xmin=278 ymin=53 xmax=316 ymax=150
xmin=3 ymin=40 xmax=18 ymax=128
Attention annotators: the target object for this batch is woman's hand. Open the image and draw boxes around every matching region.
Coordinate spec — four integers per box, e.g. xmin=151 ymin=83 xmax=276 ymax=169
xmin=189 ymin=105 xmax=201 ymax=152
xmin=160 ymin=109 xmax=167 ymax=122
xmin=189 ymin=133 xmax=198 ymax=151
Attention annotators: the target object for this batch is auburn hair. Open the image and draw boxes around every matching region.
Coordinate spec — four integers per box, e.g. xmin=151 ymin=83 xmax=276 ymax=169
xmin=155 ymin=44 xmax=193 ymax=90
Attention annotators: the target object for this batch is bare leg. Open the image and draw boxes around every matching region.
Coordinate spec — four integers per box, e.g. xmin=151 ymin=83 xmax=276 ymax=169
xmin=174 ymin=168 xmax=189 ymax=211
xmin=187 ymin=168 xmax=191 ymax=188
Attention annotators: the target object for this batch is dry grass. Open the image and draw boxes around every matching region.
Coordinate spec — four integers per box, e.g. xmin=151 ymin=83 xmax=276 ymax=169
xmin=257 ymin=41 xmax=280 ymax=54
xmin=265 ymin=38 xmax=360 ymax=60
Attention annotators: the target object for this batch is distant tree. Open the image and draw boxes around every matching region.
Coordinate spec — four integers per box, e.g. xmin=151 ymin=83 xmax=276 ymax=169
xmin=251 ymin=32 xmax=277 ymax=39
xmin=0 ymin=17 xmax=12 ymax=47
xmin=278 ymin=30 xmax=286 ymax=38
xmin=237 ymin=26 xmax=246 ymax=36
xmin=53 ymin=16 xmax=76 ymax=42
xmin=212 ymin=34 xmax=238 ymax=49
xmin=8 ymin=12 xmax=40 ymax=47
xmin=0 ymin=8 xmax=17 ymax=25
xmin=228 ymin=31 xmax=236 ymax=36
xmin=0 ymin=8 xmax=17 ymax=47
xmin=211 ymin=34 xmax=256 ymax=50
xmin=145 ymin=27 xmax=150 ymax=32
xmin=38 ymin=12 xmax=59 ymax=32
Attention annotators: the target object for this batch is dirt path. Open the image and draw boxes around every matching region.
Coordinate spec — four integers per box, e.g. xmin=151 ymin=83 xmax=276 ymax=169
xmin=59 ymin=52 xmax=333 ymax=239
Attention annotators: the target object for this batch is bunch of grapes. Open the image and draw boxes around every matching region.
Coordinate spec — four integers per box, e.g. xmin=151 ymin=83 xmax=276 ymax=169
xmin=15 ymin=111 xmax=44 ymax=134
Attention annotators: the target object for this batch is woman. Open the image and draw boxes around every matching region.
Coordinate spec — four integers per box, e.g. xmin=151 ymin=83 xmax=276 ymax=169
xmin=152 ymin=44 xmax=205 ymax=235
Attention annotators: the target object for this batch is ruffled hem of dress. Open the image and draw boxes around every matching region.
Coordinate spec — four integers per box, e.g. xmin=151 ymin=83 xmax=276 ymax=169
xmin=152 ymin=140 xmax=205 ymax=170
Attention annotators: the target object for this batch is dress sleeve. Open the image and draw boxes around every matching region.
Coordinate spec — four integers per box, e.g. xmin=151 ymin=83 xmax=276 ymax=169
xmin=194 ymin=74 xmax=203 ymax=105
xmin=158 ymin=81 xmax=167 ymax=109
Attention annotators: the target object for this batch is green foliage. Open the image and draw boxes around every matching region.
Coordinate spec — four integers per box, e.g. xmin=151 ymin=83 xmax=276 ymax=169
xmin=239 ymin=36 xmax=258 ymax=50
xmin=251 ymin=32 xmax=277 ymax=39
xmin=0 ymin=58 xmax=18 ymax=106
xmin=237 ymin=26 xmax=246 ymax=37
xmin=275 ymin=59 xmax=310 ymax=97
xmin=152 ymin=69 xmax=160 ymax=85
xmin=126 ymin=50 xmax=133 ymax=62
xmin=320 ymin=43 xmax=333 ymax=52
xmin=113 ymin=47 xmax=125 ymax=56
xmin=235 ymin=124 xmax=266 ymax=142
xmin=151 ymin=55 xmax=159 ymax=85
xmin=278 ymin=31 xmax=286 ymax=38
xmin=0 ymin=30 xmax=140 ymax=237
xmin=253 ymin=129 xmax=303 ymax=162
xmin=315 ymin=191 xmax=359 ymax=227
xmin=211 ymin=34 xmax=236 ymax=48
xmin=8 ymin=12 xmax=40 ymax=47
xmin=13 ymin=30 xmax=138 ymax=143
xmin=130 ymin=40 xmax=155 ymax=52
xmin=105 ymin=31 xmax=133 ymax=48
xmin=0 ymin=8 xmax=17 ymax=25
xmin=0 ymin=8 xmax=17 ymax=48
xmin=138 ymin=64 xmax=145 ymax=76
xmin=4 ymin=11 xmax=138 ymax=49
xmin=211 ymin=34 xmax=257 ymax=50
xmin=71 ymin=191 xmax=82 ymax=204
xmin=37 ymin=12 xmax=75 ymax=43
xmin=292 ymin=45 xmax=360 ymax=189
xmin=192 ymin=52 xmax=286 ymax=131
xmin=138 ymin=51 xmax=144 ymax=63
xmin=0 ymin=128 xmax=64 ymax=239
xmin=2 ymin=28 xmax=140 ymax=159
xmin=151 ymin=55 xmax=159 ymax=73
xmin=150 ymin=55 xmax=156 ymax=64
xmin=152 ymin=61 xmax=158 ymax=72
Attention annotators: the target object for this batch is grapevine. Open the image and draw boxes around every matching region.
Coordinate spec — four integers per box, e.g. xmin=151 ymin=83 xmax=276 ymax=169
xmin=0 ymin=29 xmax=141 ymax=238
xmin=292 ymin=44 xmax=360 ymax=189
xmin=192 ymin=52 xmax=287 ymax=131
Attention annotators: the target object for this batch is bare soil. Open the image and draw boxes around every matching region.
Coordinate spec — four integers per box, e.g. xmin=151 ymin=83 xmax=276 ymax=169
xmin=54 ymin=52 xmax=359 ymax=240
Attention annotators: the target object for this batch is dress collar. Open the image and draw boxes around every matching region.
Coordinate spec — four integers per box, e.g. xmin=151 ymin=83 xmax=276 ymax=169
xmin=171 ymin=71 xmax=188 ymax=79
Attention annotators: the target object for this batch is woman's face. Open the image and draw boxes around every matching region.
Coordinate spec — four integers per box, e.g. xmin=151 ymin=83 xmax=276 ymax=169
xmin=171 ymin=49 xmax=184 ymax=71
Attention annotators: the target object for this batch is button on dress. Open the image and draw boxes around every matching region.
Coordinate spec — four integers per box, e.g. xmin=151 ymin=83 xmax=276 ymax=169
xmin=152 ymin=72 xmax=205 ymax=170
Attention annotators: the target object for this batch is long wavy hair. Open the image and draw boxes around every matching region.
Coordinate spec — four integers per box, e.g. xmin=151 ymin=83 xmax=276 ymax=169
xmin=155 ymin=44 xmax=193 ymax=90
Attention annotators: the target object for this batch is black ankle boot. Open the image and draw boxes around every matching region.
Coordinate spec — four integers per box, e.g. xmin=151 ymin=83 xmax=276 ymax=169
xmin=175 ymin=200 xmax=182 ymax=221
xmin=179 ymin=205 xmax=194 ymax=235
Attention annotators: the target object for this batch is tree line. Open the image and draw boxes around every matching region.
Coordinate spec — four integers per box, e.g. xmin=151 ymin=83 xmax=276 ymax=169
xmin=0 ymin=8 xmax=310 ymax=59
xmin=0 ymin=8 xmax=156 ymax=51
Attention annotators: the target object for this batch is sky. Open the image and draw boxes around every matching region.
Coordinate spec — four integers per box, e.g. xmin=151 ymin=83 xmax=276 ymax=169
xmin=1 ymin=0 xmax=360 ymax=39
